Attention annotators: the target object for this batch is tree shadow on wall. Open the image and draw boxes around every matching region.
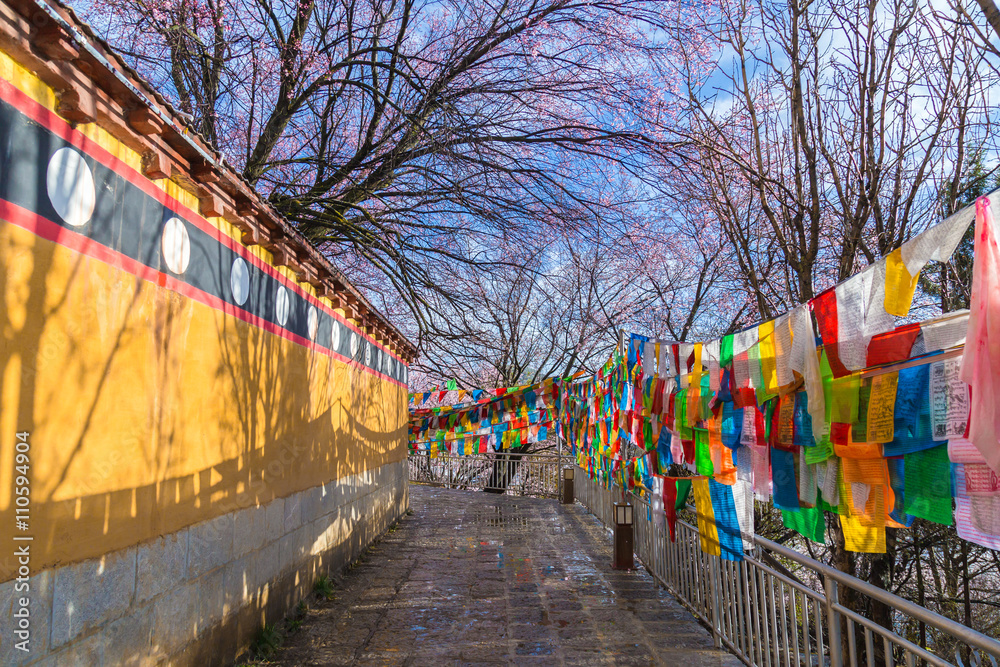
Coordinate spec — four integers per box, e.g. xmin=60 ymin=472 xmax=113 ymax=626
xmin=210 ymin=263 xmax=408 ymax=515
xmin=0 ymin=182 xmax=406 ymax=575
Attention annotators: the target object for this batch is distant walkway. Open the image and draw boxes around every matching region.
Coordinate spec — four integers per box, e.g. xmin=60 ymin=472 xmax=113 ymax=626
xmin=274 ymin=485 xmax=742 ymax=666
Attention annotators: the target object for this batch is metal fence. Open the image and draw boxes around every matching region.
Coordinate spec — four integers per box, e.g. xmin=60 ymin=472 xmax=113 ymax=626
xmin=407 ymin=452 xmax=564 ymax=497
xmin=574 ymin=468 xmax=1000 ymax=667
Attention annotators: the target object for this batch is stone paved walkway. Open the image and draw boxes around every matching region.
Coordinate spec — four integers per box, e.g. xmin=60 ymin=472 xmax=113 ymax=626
xmin=274 ymin=485 xmax=742 ymax=666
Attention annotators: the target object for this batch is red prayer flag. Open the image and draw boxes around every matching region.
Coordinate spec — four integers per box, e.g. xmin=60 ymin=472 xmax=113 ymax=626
xmin=812 ymin=288 xmax=851 ymax=378
xmin=682 ymin=438 xmax=696 ymax=464
xmin=866 ymin=323 xmax=920 ymax=366
xmin=664 ymin=478 xmax=679 ymax=541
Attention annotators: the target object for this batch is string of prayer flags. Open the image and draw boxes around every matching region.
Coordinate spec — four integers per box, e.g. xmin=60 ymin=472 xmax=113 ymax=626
xmin=561 ymin=191 xmax=1000 ymax=555
xmin=409 ymin=376 xmax=565 ymax=453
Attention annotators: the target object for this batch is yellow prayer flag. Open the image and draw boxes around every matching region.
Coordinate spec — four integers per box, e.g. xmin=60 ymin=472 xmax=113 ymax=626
xmin=692 ymin=478 xmax=722 ymax=557
xmin=840 ymin=513 xmax=886 ymax=553
xmin=866 ymin=372 xmax=898 ymax=443
xmin=830 ymin=374 xmax=860 ymax=424
xmin=692 ymin=343 xmax=704 ymax=384
xmin=758 ymin=320 xmax=778 ymax=394
xmin=837 ymin=465 xmax=886 ymax=552
xmin=884 ymin=248 xmax=918 ymax=317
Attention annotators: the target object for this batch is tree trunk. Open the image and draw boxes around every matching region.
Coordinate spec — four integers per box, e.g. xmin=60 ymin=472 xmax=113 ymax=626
xmin=484 ymin=447 xmax=527 ymax=494
xmin=974 ymin=0 xmax=1000 ymax=43
xmin=867 ymin=528 xmax=897 ymax=666
xmin=827 ymin=516 xmax=857 ymax=661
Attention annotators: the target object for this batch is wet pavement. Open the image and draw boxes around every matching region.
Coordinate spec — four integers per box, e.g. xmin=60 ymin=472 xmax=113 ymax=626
xmin=274 ymin=485 xmax=742 ymax=666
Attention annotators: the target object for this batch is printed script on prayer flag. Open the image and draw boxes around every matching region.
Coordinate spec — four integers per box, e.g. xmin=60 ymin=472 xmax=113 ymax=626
xmin=930 ymin=358 xmax=971 ymax=441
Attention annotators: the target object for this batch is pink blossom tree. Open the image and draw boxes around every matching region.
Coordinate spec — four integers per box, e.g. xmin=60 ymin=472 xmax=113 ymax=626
xmin=84 ymin=0 xmax=718 ymax=328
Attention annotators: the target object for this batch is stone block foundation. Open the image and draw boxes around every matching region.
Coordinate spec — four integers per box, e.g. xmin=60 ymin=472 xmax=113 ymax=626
xmin=0 ymin=459 xmax=408 ymax=666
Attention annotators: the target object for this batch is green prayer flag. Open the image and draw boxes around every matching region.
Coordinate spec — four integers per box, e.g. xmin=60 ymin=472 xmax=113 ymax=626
xmin=675 ymin=479 xmax=693 ymax=508
xmin=852 ymin=378 xmax=872 ymax=443
xmin=904 ymin=444 xmax=953 ymax=525
xmin=781 ymin=504 xmax=826 ymax=544
xmin=721 ymin=334 xmax=734 ymax=369
xmin=676 ymin=389 xmax=692 ymax=440
xmin=804 ymin=440 xmax=834 ymax=465
xmin=694 ymin=427 xmax=713 ymax=476
xmin=816 ymin=495 xmax=839 ymax=515
xmin=764 ymin=398 xmax=777 ymax=442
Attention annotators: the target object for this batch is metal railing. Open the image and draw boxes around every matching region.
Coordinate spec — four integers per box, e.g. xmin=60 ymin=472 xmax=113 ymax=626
xmin=575 ymin=468 xmax=1000 ymax=667
xmin=407 ymin=452 xmax=564 ymax=497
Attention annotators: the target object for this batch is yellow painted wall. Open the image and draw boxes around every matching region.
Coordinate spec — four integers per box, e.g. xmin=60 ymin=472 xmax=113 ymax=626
xmin=0 ymin=50 xmax=407 ymax=581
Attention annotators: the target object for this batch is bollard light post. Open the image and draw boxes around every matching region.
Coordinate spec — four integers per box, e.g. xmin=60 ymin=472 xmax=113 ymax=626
xmin=562 ymin=467 xmax=575 ymax=504
xmin=612 ymin=502 xmax=634 ymax=569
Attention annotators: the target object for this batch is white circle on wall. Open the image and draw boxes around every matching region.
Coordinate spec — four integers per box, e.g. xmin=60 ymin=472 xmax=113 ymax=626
xmin=308 ymin=306 xmax=319 ymax=341
xmin=365 ymin=342 xmax=372 ymax=367
xmin=350 ymin=332 xmax=360 ymax=357
xmin=230 ymin=257 xmax=250 ymax=305
xmin=47 ymin=147 xmax=96 ymax=227
xmin=275 ymin=286 xmax=290 ymax=326
xmin=330 ymin=321 xmax=341 ymax=351
xmin=161 ymin=217 xmax=191 ymax=274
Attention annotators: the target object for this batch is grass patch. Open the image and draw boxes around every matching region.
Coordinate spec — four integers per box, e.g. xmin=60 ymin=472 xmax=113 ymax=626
xmin=244 ymin=623 xmax=283 ymax=663
xmin=236 ymin=599 xmax=310 ymax=665
xmin=313 ymin=575 xmax=335 ymax=600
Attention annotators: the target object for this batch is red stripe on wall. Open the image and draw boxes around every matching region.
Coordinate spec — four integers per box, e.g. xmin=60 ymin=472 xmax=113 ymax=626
xmin=0 ymin=77 xmax=405 ymax=364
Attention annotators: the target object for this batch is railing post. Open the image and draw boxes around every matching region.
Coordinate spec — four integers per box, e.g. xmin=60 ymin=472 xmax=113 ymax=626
xmin=825 ymin=576 xmax=843 ymax=667
xmin=557 ymin=436 xmax=563 ymax=498
xmin=709 ymin=555 xmax=722 ymax=648
xmin=612 ymin=502 xmax=634 ymax=569
xmin=562 ymin=467 xmax=574 ymax=504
